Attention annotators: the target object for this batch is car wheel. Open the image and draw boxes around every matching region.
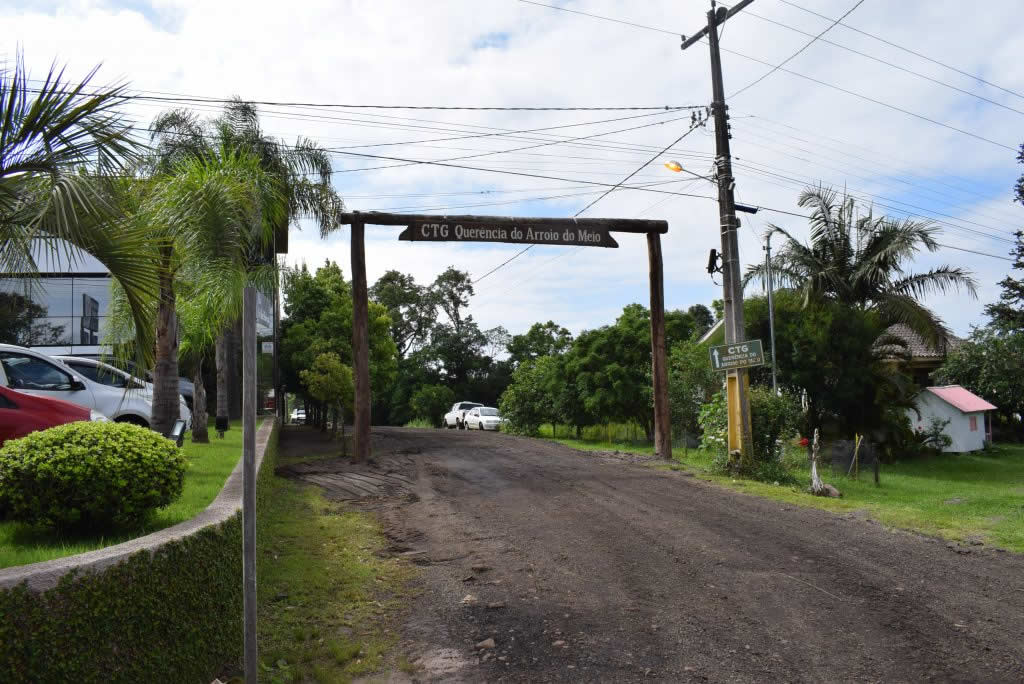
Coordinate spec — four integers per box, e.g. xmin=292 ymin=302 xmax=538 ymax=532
xmin=115 ymin=415 xmax=149 ymax=428
xmin=479 ymin=422 xmax=484 ymax=430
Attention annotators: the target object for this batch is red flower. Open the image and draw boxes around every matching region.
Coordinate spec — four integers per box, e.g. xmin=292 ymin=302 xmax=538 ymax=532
xmin=799 ymin=437 xmax=809 ymax=447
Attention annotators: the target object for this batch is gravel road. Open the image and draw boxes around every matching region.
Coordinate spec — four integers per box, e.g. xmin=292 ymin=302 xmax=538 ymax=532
xmin=290 ymin=426 xmax=1024 ymax=682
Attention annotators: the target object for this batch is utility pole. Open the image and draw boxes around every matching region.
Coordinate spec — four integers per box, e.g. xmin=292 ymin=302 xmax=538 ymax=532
xmin=682 ymin=0 xmax=756 ymax=468
xmin=765 ymin=231 xmax=778 ymax=394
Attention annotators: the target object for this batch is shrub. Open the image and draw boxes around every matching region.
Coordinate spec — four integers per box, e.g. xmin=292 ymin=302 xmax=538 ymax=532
xmin=0 ymin=421 xmax=185 ymax=529
xmin=409 ymin=384 xmax=455 ymax=426
xmin=699 ymin=387 xmax=801 ymax=480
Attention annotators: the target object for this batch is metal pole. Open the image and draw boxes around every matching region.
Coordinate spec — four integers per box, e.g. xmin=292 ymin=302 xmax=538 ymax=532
xmin=242 ymin=286 xmax=258 ymax=683
xmin=765 ymin=232 xmax=778 ymax=393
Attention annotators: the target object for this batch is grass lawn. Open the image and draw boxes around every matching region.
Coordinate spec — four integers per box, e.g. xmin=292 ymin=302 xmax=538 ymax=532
xmin=546 ymin=435 xmax=1024 ymax=553
xmin=0 ymin=419 xmax=250 ymax=569
xmin=253 ymin=435 xmax=415 ymax=683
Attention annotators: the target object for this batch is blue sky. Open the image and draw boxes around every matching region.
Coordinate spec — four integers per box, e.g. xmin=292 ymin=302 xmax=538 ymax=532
xmin=6 ymin=0 xmax=1023 ymax=337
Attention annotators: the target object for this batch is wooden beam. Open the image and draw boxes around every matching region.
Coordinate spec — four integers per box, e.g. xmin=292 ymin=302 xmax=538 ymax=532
xmin=336 ymin=211 xmax=668 ymax=234
xmin=648 ymin=232 xmax=672 ymax=460
xmin=351 ymin=222 xmax=371 ymax=464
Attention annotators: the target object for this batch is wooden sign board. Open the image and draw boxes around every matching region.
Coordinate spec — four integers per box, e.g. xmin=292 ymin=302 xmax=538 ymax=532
xmin=398 ymin=221 xmax=619 ymax=248
xmin=710 ymin=339 xmax=765 ymax=371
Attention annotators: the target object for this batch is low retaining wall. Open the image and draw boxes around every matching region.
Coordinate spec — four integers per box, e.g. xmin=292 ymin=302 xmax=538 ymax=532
xmin=0 ymin=417 xmax=278 ymax=683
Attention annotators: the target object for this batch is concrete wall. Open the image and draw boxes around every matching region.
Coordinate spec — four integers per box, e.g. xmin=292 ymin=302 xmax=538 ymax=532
xmin=0 ymin=417 xmax=275 ymax=592
xmin=908 ymin=392 xmax=985 ymax=453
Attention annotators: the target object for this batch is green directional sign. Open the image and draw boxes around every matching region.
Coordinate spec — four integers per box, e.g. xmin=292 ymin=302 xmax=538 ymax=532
xmin=710 ymin=339 xmax=765 ymax=372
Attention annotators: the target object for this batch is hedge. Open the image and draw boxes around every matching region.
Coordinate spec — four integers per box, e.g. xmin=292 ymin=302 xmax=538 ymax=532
xmin=0 ymin=419 xmax=278 ymax=684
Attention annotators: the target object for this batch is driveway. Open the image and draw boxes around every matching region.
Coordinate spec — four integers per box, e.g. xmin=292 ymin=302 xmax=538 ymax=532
xmin=286 ymin=427 xmax=1024 ymax=682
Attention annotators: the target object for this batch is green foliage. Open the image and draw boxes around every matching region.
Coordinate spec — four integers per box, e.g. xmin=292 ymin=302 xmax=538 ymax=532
xmin=667 ymin=339 xmax=721 ymax=438
xmin=369 ymin=270 xmax=436 ymax=358
xmin=935 ymin=326 xmax=1024 ymax=429
xmin=745 ymin=290 xmax=914 ymax=437
xmin=507 ymin=321 xmax=572 ymax=366
xmin=748 ymin=387 xmax=801 ymax=465
xmin=499 ymin=357 xmax=560 ymax=436
xmin=0 ymin=422 xmax=184 ymax=529
xmin=745 ymin=185 xmax=977 ymax=348
xmin=409 ymin=384 xmax=455 ymax=425
xmin=300 ymin=352 xmax=354 ymax=413
xmin=0 ymin=420 xmax=279 ymax=684
xmin=698 ymin=388 xmax=801 ymax=480
xmin=698 ymin=391 xmax=727 ymax=452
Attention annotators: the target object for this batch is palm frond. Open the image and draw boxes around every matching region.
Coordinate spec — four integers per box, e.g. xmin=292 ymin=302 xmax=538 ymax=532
xmin=889 ymin=266 xmax=978 ymax=300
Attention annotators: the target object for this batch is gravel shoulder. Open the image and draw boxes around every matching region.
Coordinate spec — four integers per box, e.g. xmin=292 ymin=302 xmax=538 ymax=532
xmin=299 ymin=427 xmax=1024 ymax=683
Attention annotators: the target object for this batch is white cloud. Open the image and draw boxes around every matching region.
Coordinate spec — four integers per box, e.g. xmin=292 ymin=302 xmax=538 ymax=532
xmin=6 ymin=0 xmax=1022 ymax=337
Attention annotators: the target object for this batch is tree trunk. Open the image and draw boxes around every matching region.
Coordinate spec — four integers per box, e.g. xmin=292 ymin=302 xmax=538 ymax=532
xmin=215 ymin=330 xmax=229 ymax=429
xmin=191 ymin=357 xmax=209 ymax=443
xmin=152 ymin=269 xmax=181 ymax=436
xmin=228 ymin=318 xmax=242 ymax=420
xmin=331 ymin=406 xmax=338 ymax=439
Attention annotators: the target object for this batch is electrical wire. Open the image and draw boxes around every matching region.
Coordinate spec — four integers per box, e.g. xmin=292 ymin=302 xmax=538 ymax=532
xmin=728 ymin=0 xmax=866 ymax=99
xmin=777 ymin=0 xmax=1024 ymax=102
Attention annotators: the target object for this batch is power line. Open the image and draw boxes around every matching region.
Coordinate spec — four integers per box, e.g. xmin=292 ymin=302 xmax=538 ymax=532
xmin=728 ymin=0 xmax=866 ymax=99
xmin=777 ymin=0 xmax=1024 ymax=102
xmin=473 ymin=121 xmax=705 ymax=283
xmin=737 ymin=9 xmax=1024 ymax=117
xmin=518 ymin=0 xmax=1018 ymax=151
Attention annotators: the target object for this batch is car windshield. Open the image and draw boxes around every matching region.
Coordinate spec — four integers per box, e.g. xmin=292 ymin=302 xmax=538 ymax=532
xmin=459 ymin=403 xmax=482 ymax=410
xmin=480 ymin=408 xmax=499 ymax=417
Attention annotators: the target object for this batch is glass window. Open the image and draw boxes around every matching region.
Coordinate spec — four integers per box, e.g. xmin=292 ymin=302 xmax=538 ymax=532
xmin=30 ymin=317 xmax=73 ymax=345
xmin=969 ymin=415 xmax=978 ymax=432
xmin=480 ymin=408 xmax=499 ymax=416
xmin=65 ymin=361 xmax=128 ymax=388
xmin=0 ymin=352 xmax=74 ymax=390
xmin=72 ymin=277 xmax=112 ymax=316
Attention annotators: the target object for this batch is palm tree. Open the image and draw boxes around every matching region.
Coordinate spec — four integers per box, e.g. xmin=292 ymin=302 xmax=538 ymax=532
xmin=139 ymin=149 xmax=281 ymax=435
xmin=745 ymin=185 xmax=977 ymax=346
xmin=0 ymin=55 xmax=156 ymax=362
xmin=149 ymin=100 xmax=344 ymax=429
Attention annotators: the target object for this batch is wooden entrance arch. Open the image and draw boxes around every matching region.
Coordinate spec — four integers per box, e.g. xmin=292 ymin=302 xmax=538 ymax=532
xmin=338 ymin=211 xmax=671 ymax=462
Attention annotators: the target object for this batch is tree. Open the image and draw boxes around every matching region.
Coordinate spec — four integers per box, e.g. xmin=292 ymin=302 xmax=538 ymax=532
xmin=934 ymin=326 xmax=1024 ymax=432
xmin=0 ymin=56 xmax=155 ymax=362
xmin=409 ymin=384 xmax=455 ymax=426
xmin=688 ymin=304 xmax=715 ymax=337
xmin=507 ymin=321 xmax=572 ymax=366
xmin=745 ymin=185 xmax=977 ymax=347
xmin=744 ymin=290 xmax=914 ymax=437
xmin=984 ymin=231 xmax=1024 ymax=333
xmin=300 ymin=352 xmax=354 ymax=438
xmin=369 ymin=270 xmax=436 ymax=358
xmin=568 ymin=305 xmax=655 ymax=438
xmin=667 ymin=339 xmax=721 ymax=438
xmin=149 ymin=101 xmax=343 ymax=430
xmin=498 ymin=356 xmax=561 ymax=435
xmin=135 ymin=149 xmax=281 ymax=435
xmin=431 ymin=266 xmax=474 ymax=332
xmin=0 ymin=292 xmax=67 ymax=345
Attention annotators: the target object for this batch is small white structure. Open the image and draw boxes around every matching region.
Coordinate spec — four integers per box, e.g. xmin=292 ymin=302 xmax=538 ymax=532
xmin=907 ymin=386 xmax=996 ymax=453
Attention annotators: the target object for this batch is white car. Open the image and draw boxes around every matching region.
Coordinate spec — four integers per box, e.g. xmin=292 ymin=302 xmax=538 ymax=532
xmin=464 ymin=407 xmax=504 ymax=431
xmin=290 ymin=408 xmax=306 ymax=424
xmin=0 ymin=345 xmax=190 ymax=430
xmin=443 ymin=401 xmax=483 ymax=429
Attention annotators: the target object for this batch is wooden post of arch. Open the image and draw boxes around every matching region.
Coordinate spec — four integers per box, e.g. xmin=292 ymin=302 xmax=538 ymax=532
xmin=341 ymin=211 xmax=670 ymax=462
xmin=648 ymin=231 xmax=672 ymax=459
xmin=351 ymin=221 xmax=371 ymax=463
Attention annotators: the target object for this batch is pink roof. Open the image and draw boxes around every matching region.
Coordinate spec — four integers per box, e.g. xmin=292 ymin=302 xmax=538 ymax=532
xmin=925 ymin=386 xmax=997 ymax=413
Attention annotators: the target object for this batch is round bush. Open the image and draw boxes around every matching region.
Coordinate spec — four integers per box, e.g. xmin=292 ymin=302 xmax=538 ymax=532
xmin=0 ymin=421 xmax=186 ymax=529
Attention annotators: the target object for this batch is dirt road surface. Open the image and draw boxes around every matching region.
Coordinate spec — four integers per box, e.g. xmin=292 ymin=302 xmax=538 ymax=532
xmin=283 ymin=426 xmax=1024 ymax=682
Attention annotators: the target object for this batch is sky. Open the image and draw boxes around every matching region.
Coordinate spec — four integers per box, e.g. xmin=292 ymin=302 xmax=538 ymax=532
xmin=5 ymin=0 xmax=1023 ymax=337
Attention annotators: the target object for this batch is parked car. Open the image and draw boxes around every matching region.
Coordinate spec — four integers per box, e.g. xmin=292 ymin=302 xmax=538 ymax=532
xmin=56 ymin=355 xmax=191 ymax=429
xmin=290 ymin=408 xmax=306 ymax=424
xmin=0 ymin=345 xmax=190 ymax=431
xmin=0 ymin=385 xmax=105 ymax=445
xmin=464 ymin=406 xmax=504 ymax=431
xmin=443 ymin=401 xmax=484 ymax=429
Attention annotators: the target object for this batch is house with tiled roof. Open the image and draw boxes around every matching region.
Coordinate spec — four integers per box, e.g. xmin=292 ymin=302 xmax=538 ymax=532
xmin=877 ymin=324 xmax=963 ymax=386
